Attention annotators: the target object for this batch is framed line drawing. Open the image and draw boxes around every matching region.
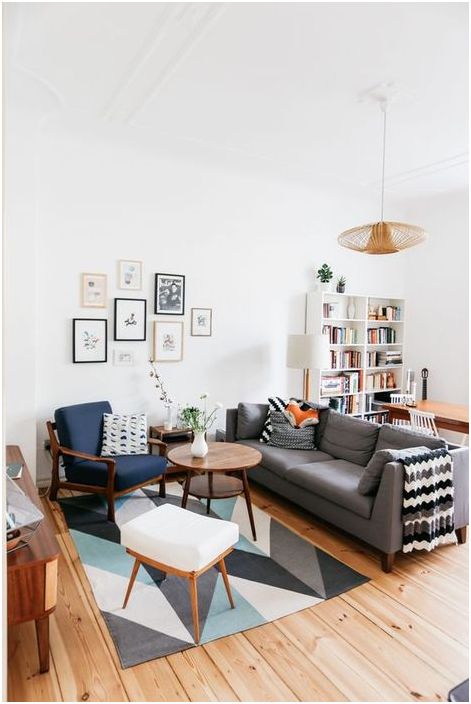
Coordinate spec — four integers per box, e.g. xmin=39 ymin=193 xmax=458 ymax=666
xmin=191 ymin=308 xmax=212 ymax=336
xmin=113 ymin=349 xmax=135 ymax=366
xmin=73 ymin=319 xmax=107 ymax=363
xmin=153 ymin=321 xmax=183 ymax=362
xmin=81 ymin=273 xmax=107 ymax=308
xmin=118 ymin=260 xmax=142 ymax=290
xmin=114 ymin=298 xmax=147 ymax=341
xmin=154 ymin=273 xmax=185 ymax=315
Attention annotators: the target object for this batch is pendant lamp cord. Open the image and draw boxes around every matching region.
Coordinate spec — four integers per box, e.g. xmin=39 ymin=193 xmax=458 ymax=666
xmin=380 ymin=105 xmax=387 ymax=222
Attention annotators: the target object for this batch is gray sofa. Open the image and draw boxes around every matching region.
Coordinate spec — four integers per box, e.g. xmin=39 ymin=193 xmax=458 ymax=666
xmin=224 ymin=403 xmax=469 ymax=572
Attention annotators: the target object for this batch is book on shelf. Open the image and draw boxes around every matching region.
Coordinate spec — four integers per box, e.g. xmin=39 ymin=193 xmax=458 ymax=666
xmin=323 ymin=302 xmax=340 ymax=319
xmin=367 ymin=327 xmax=397 ymax=344
xmin=366 ymin=370 xmax=396 ymax=391
xmin=322 ymin=325 xmax=359 ymax=344
xmin=327 ymin=395 xmax=360 ymax=415
xmin=320 ymin=371 xmax=362 ymax=396
xmin=368 ymin=305 xmax=401 ymax=321
xmin=377 ymin=350 xmax=402 ymax=366
xmin=330 ymin=349 xmax=362 ymax=369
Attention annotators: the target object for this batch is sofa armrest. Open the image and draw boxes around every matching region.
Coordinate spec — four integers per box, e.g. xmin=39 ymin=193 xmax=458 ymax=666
xmin=451 ymin=446 xmax=469 ymax=528
xmin=370 ymin=460 xmax=405 ymax=553
xmin=225 ymin=408 xmax=238 ymax=442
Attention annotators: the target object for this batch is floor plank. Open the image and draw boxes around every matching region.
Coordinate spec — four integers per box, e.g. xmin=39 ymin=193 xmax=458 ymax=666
xmin=8 ymin=621 xmax=63 ymax=702
xmin=167 ymin=647 xmax=240 ymax=702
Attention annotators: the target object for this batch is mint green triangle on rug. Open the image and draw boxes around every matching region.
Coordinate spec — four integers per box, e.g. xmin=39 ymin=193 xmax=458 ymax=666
xmin=199 ymin=574 xmax=266 ymax=644
xmin=209 ymin=496 xmax=238 ymax=522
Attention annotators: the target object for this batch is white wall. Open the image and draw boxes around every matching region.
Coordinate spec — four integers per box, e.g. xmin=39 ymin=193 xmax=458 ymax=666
xmin=27 ymin=118 xmax=404 ymax=482
xmin=400 ymin=190 xmax=468 ymax=405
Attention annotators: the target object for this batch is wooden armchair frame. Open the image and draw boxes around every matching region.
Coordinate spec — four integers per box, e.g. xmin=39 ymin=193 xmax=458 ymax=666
xmin=46 ymin=421 xmax=167 ymax=522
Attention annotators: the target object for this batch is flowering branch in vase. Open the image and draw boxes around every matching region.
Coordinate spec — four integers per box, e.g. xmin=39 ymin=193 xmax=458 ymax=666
xmin=180 ymin=393 xmax=223 ymax=434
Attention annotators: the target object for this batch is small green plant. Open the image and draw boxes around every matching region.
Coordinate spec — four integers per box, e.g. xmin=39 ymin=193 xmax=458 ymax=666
xmin=336 ymin=275 xmax=347 ymax=293
xmin=179 ymin=393 xmax=223 ymax=433
xmin=316 ymin=263 xmax=333 ymax=283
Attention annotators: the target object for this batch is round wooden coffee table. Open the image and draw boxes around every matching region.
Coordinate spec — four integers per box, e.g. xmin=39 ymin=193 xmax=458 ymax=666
xmin=167 ymin=442 xmax=262 ymax=540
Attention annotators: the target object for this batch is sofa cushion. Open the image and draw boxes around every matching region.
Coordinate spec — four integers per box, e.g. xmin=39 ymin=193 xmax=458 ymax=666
xmin=236 ymin=403 xmax=269 ymax=440
xmin=237 ymin=439 xmax=334 ymax=479
xmin=283 ymin=401 xmax=319 ymax=428
xmin=267 ymin=411 xmax=316 ymax=450
xmin=65 ymin=453 xmax=167 ymax=491
xmin=375 ymin=424 xmax=448 ymax=452
xmin=358 ymin=445 xmax=432 ymax=496
xmin=101 ymin=413 xmax=148 ymax=456
xmin=319 ymin=411 xmax=379 ymax=466
xmin=260 ymin=397 xmax=288 ymax=443
xmin=287 ymin=460 xmax=374 ymax=519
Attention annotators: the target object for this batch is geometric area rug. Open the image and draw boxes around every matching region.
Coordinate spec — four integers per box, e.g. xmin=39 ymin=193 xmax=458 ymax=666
xmin=59 ymin=481 xmax=369 ymax=668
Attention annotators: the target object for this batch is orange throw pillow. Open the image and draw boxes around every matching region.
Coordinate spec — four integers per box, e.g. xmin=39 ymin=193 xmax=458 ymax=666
xmin=283 ymin=402 xmax=319 ymax=428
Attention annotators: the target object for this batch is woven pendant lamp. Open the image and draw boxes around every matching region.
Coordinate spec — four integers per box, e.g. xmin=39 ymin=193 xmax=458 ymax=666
xmin=338 ymin=99 xmax=427 ymax=255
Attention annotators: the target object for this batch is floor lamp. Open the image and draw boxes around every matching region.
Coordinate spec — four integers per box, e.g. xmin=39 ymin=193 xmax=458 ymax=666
xmin=287 ymin=334 xmax=330 ymax=400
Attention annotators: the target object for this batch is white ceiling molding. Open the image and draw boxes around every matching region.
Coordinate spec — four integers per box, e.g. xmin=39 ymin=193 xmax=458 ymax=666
xmin=365 ymin=153 xmax=469 ymax=189
xmin=103 ymin=3 xmax=226 ymax=124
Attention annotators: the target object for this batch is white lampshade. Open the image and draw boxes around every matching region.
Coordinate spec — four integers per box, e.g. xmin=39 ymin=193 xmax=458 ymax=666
xmin=287 ymin=334 xmax=330 ymax=370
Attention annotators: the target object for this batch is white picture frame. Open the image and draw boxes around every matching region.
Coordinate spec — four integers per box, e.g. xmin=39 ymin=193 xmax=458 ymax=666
xmin=73 ymin=318 xmax=107 ymax=363
xmin=191 ymin=308 xmax=212 ymax=336
xmin=81 ymin=273 xmax=107 ymax=308
xmin=118 ymin=260 xmax=142 ymax=290
xmin=113 ymin=349 xmax=135 ymax=366
xmin=114 ymin=298 xmax=147 ymax=341
xmin=153 ymin=321 xmax=183 ymax=362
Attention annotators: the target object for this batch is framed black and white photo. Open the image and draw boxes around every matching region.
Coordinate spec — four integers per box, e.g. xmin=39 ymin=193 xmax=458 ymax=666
xmin=81 ymin=273 xmax=107 ymax=308
xmin=118 ymin=260 xmax=142 ymax=290
xmin=114 ymin=298 xmax=147 ymax=341
xmin=113 ymin=349 xmax=135 ymax=366
xmin=153 ymin=321 xmax=183 ymax=362
xmin=191 ymin=308 xmax=212 ymax=336
xmin=154 ymin=273 xmax=185 ymax=315
xmin=73 ymin=319 xmax=107 ymax=363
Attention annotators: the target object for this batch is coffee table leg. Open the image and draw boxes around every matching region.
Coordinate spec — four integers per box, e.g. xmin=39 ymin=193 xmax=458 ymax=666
xmin=182 ymin=471 xmax=192 ymax=509
xmin=207 ymin=472 xmax=213 ymax=514
xmin=241 ymin=469 xmax=256 ymax=541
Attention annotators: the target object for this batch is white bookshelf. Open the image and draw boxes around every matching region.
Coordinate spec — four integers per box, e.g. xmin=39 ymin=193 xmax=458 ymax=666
xmin=306 ymin=290 xmax=406 ymax=418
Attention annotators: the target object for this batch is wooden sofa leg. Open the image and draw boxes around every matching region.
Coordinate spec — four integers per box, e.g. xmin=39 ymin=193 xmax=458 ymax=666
xmin=381 ymin=552 xmax=395 ymax=573
xmin=456 ymin=526 xmax=467 ymax=544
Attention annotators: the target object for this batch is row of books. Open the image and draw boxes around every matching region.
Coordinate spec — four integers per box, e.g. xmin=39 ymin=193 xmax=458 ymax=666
xmin=322 ymin=325 xmax=359 ymax=344
xmin=368 ymin=305 xmax=401 ymax=321
xmin=330 ymin=350 xmax=362 ymax=369
xmin=320 ymin=371 xmax=362 ymax=396
xmin=367 ymin=350 xmax=402 ymax=366
xmin=327 ymin=395 xmax=361 ymax=415
xmin=367 ymin=327 xmax=397 ymax=344
xmin=365 ymin=371 xmax=396 ymax=391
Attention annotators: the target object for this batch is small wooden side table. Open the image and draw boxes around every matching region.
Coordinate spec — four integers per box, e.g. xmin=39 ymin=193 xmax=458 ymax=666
xmin=149 ymin=426 xmax=193 ymax=474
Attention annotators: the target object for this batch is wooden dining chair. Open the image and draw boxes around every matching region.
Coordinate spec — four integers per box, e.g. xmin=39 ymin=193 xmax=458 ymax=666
xmin=408 ymin=409 xmax=439 ymax=437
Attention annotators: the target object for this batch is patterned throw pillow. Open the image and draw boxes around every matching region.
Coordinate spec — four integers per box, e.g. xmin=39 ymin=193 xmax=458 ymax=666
xmin=283 ymin=401 xmax=319 ymax=428
xmin=101 ymin=413 xmax=148 ymax=456
xmin=267 ymin=411 xmax=316 ymax=450
xmin=260 ymin=397 xmax=288 ymax=443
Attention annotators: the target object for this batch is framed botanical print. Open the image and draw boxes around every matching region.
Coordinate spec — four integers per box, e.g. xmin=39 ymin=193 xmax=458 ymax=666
xmin=191 ymin=308 xmax=212 ymax=336
xmin=73 ymin=319 xmax=107 ymax=363
xmin=154 ymin=273 xmax=185 ymax=315
xmin=153 ymin=321 xmax=183 ymax=362
xmin=118 ymin=260 xmax=142 ymax=290
xmin=114 ymin=298 xmax=147 ymax=341
xmin=81 ymin=273 xmax=107 ymax=308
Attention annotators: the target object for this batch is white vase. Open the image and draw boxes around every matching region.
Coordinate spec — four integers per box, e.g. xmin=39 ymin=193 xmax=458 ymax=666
xmin=191 ymin=431 xmax=208 ymax=458
xmin=347 ymin=298 xmax=356 ymax=320
xmin=164 ymin=404 xmax=173 ymax=431
xmin=320 ymin=281 xmax=331 ymax=292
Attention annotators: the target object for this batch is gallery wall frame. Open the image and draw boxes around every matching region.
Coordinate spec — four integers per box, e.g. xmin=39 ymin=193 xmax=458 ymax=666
xmin=114 ymin=298 xmax=147 ymax=341
xmin=153 ymin=321 xmax=183 ymax=362
xmin=81 ymin=273 xmax=107 ymax=308
xmin=118 ymin=260 xmax=142 ymax=290
xmin=191 ymin=308 xmax=212 ymax=336
xmin=154 ymin=273 xmax=185 ymax=315
xmin=73 ymin=318 xmax=108 ymax=363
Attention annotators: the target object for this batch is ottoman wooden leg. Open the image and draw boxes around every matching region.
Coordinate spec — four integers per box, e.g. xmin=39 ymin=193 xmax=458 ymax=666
xmin=219 ymin=558 xmax=235 ymax=608
xmin=189 ymin=574 xmax=200 ymax=643
xmin=123 ymin=558 xmax=141 ymax=608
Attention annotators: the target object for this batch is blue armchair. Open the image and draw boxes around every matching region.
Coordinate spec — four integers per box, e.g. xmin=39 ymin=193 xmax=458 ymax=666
xmin=47 ymin=401 xmax=167 ymax=522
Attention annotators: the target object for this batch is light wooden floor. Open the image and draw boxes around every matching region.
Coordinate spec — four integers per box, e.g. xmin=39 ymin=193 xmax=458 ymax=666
xmin=8 ymin=484 xmax=469 ymax=702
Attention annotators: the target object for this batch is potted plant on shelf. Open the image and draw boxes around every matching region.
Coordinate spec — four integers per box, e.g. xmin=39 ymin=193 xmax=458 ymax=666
xmin=336 ymin=276 xmax=347 ymax=293
xmin=316 ymin=263 xmax=334 ymax=291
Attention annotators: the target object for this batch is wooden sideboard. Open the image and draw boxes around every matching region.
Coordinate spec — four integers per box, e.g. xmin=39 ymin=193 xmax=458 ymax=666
xmin=7 ymin=445 xmax=59 ymax=673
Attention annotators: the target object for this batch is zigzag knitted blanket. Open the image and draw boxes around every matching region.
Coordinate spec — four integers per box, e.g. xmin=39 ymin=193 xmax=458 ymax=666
xmin=401 ymin=447 xmax=457 ymax=553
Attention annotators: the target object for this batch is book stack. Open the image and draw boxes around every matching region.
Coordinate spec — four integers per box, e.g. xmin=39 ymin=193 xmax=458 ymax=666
xmin=367 ymin=327 xmax=396 ymax=344
xmin=330 ymin=350 xmax=361 ymax=369
xmin=327 ymin=395 xmax=360 ymax=415
xmin=320 ymin=371 xmax=361 ymax=396
xmin=323 ymin=325 xmax=358 ymax=344
xmin=368 ymin=305 xmax=401 ymax=321
xmin=365 ymin=371 xmax=396 ymax=391
xmin=377 ymin=350 xmax=402 ymax=366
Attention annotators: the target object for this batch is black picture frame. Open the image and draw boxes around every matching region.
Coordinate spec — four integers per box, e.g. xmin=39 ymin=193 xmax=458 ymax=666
xmin=154 ymin=273 xmax=185 ymax=315
xmin=73 ymin=318 xmax=108 ymax=363
xmin=114 ymin=298 xmax=147 ymax=341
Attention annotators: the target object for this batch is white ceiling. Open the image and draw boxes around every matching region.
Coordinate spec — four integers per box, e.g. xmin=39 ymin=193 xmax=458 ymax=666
xmin=5 ymin=2 xmax=469 ymax=199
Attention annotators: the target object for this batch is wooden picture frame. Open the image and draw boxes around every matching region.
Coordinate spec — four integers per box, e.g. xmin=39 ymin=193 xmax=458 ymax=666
xmin=114 ymin=298 xmax=147 ymax=341
xmin=154 ymin=273 xmax=185 ymax=315
xmin=73 ymin=319 xmax=107 ymax=363
xmin=153 ymin=321 xmax=183 ymax=362
xmin=81 ymin=273 xmax=107 ymax=308
xmin=191 ymin=308 xmax=212 ymax=336
xmin=118 ymin=260 xmax=142 ymax=291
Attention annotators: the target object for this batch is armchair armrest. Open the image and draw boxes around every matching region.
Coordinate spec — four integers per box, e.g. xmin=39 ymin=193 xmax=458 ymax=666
xmin=59 ymin=446 xmax=116 ymax=467
xmin=148 ymin=437 xmax=167 ymax=457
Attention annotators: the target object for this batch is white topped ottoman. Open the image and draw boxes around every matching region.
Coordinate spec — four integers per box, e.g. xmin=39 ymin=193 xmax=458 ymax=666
xmin=120 ymin=503 xmax=239 ymax=643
